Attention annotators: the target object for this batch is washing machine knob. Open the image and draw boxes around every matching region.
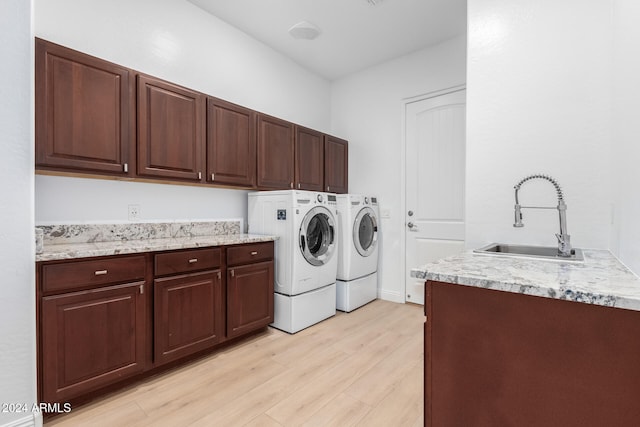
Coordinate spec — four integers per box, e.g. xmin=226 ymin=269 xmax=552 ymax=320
xmin=317 ymin=194 xmax=323 ymax=203
xmin=364 ymin=197 xmax=369 ymax=204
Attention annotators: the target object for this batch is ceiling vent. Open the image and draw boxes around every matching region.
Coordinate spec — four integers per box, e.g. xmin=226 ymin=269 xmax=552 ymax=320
xmin=366 ymin=0 xmax=384 ymax=5
xmin=288 ymin=21 xmax=321 ymax=40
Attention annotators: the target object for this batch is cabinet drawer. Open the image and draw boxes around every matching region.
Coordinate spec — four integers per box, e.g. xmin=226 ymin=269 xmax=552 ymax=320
xmin=155 ymin=248 xmax=221 ymax=276
xmin=42 ymin=255 xmax=146 ymax=294
xmin=227 ymin=242 xmax=274 ymax=266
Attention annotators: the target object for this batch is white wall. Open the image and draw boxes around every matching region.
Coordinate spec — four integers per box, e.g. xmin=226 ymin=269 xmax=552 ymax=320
xmin=331 ymin=35 xmax=467 ymax=302
xmin=0 ymin=1 xmax=38 ymax=426
xmin=466 ymin=0 xmax=613 ymax=253
xmin=34 ymin=0 xmax=331 ymax=225
xmin=35 ymin=176 xmax=248 ymax=228
xmin=612 ymin=0 xmax=640 ymax=275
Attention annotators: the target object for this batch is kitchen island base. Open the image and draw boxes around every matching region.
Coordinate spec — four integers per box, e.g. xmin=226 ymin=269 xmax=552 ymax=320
xmin=425 ymin=280 xmax=640 ymax=427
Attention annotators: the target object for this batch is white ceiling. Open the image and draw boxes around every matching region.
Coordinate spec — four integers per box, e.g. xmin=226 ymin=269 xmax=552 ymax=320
xmin=187 ymin=0 xmax=467 ymax=81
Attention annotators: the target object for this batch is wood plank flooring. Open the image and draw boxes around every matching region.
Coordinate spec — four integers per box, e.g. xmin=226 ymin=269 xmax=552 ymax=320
xmin=45 ymin=299 xmax=424 ymax=427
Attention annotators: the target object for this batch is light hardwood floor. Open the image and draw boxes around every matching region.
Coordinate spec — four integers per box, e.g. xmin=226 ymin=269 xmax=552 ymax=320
xmin=46 ymin=300 xmax=424 ymax=427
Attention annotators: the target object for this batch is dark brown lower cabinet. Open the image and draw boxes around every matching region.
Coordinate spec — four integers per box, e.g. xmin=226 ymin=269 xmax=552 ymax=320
xmin=41 ymin=281 xmax=146 ymax=403
xmin=425 ymin=280 xmax=640 ymax=427
xmin=227 ymin=261 xmax=274 ymax=339
xmin=37 ymin=241 xmax=275 ymax=411
xmin=154 ymin=270 xmax=223 ymax=365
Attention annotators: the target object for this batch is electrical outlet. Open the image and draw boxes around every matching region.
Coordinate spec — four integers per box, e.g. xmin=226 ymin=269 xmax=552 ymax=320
xmin=128 ymin=204 xmax=140 ymax=221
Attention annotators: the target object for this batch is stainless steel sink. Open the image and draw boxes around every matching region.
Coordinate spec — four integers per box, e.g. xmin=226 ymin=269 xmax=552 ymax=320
xmin=474 ymin=243 xmax=584 ymax=262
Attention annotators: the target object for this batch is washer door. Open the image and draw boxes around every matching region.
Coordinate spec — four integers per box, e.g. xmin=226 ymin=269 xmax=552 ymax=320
xmin=299 ymin=206 xmax=336 ymax=266
xmin=353 ymin=207 xmax=378 ymax=257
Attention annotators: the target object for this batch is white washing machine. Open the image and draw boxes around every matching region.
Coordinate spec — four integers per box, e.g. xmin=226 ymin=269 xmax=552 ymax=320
xmin=335 ymin=194 xmax=380 ymax=312
xmin=248 ymin=190 xmax=339 ymax=333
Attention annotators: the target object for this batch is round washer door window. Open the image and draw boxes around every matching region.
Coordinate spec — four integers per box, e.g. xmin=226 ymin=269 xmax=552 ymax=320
xmin=353 ymin=207 xmax=378 ymax=257
xmin=299 ymin=206 xmax=336 ymax=266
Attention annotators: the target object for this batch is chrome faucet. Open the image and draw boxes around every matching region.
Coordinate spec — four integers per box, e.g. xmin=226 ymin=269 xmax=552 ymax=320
xmin=513 ymin=174 xmax=572 ymax=257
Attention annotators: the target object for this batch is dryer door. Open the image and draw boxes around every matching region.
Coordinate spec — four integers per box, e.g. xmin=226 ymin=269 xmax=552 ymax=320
xmin=299 ymin=206 xmax=336 ymax=266
xmin=353 ymin=207 xmax=378 ymax=257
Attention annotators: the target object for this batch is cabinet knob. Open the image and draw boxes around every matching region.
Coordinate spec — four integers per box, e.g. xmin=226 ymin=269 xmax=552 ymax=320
xmin=188 ymin=258 xmax=198 ymax=264
xmin=94 ymin=270 xmax=108 ymax=276
xmin=198 ymin=172 xmax=202 ymax=180
xmin=250 ymin=251 xmax=258 ymax=256
xmin=217 ymin=271 xmax=221 ymax=280
xmin=290 ymin=182 xmax=293 ymax=189
xmin=231 ymin=269 xmax=235 ymax=277
xmin=123 ymin=163 xmax=128 ymax=173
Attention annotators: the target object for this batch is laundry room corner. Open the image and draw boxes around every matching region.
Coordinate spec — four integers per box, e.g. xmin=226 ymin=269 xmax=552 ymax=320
xmin=330 ymin=34 xmax=467 ymax=303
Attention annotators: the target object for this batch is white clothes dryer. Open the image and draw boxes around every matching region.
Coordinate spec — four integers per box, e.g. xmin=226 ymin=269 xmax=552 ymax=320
xmin=335 ymin=194 xmax=380 ymax=312
xmin=248 ymin=190 xmax=339 ymax=333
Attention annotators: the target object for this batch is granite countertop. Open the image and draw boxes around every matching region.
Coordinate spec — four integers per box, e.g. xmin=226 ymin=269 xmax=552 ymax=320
xmin=35 ymin=221 xmax=277 ymax=262
xmin=36 ymin=233 xmax=277 ymax=262
xmin=411 ymin=249 xmax=640 ymax=312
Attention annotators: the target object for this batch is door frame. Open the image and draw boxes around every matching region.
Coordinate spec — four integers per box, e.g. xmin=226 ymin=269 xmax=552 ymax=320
xmin=400 ymin=85 xmax=466 ymax=303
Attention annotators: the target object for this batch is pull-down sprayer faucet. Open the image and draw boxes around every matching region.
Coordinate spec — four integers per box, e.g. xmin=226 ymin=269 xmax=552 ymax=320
xmin=513 ymin=174 xmax=572 ymax=257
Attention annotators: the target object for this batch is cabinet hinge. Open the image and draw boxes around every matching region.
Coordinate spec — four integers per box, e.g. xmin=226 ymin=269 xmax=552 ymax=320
xmin=123 ymin=163 xmax=128 ymax=173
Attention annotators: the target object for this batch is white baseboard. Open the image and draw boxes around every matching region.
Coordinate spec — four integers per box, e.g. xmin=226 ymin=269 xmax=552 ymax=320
xmin=379 ymin=289 xmax=405 ymax=303
xmin=1 ymin=412 xmax=40 ymax=427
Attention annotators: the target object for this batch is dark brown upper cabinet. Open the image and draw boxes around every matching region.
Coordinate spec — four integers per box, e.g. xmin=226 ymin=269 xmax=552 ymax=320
xmin=324 ymin=135 xmax=348 ymax=194
xmin=34 ymin=39 xmax=349 ymax=192
xmin=206 ymin=97 xmax=256 ymax=188
xmin=35 ymin=38 xmax=133 ymax=176
xmin=294 ymin=126 xmax=324 ymax=192
xmin=256 ymin=114 xmax=294 ymax=190
xmin=137 ymin=75 xmax=205 ymax=182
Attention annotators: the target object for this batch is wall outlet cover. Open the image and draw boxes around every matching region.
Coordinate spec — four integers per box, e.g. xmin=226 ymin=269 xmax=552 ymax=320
xmin=128 ymin=204 xmax=140 ymax=221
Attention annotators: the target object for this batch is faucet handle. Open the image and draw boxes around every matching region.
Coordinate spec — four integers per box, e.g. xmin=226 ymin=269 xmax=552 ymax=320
xmin=556 ymin=233 xmax=572 ymax=256
xmin=513 ymin=204 xmax=524 ymax=227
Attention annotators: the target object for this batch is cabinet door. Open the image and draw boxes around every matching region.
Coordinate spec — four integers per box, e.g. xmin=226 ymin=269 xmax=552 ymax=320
xmin=41 ymin=281 xmax=146 ymax=403
xmin=154 ymin=270 xmax=223 ymax=365
xmin=35 ymin=38 xmax=132 ymax=175
xmin=257 ymin=114 xmax=294 ymax=190
xmin=295 ymin=126 xmax=324 ymax=191
xmin=227 ymin=261 xmax=274 ymax=339
xmin=207 ymin=97 xmax=256 ymax=187
xmin=137 ymin=75 xmax=205 ymax=181
xmin=324 ymin=135 xmax=348 ymax=194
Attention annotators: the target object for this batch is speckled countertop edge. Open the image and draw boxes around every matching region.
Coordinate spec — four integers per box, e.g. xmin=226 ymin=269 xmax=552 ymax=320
xmin=36 ymin=233 xmax=278 ymax=262
xmin=411 ymin=249 xmax=640 ymax=312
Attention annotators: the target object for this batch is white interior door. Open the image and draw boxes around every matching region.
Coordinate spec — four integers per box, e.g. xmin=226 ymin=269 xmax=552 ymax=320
xmin=405 ymin=89 xmax=466 ymax=305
